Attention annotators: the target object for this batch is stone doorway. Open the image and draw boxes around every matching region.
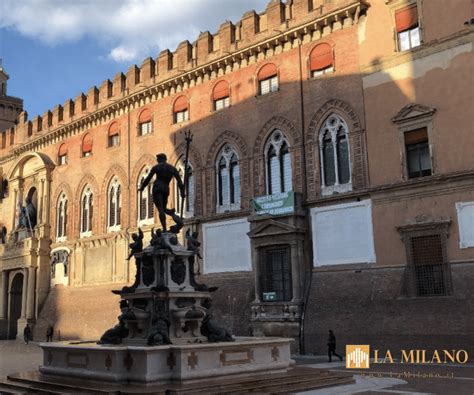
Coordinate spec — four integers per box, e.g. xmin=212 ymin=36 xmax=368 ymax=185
xmin=8 ymin=272 xmax=23 ymax=339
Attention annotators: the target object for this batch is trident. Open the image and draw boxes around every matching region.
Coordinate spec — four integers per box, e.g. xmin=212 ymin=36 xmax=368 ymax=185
xmin=180 ymin=130 xmax=193 ymax=219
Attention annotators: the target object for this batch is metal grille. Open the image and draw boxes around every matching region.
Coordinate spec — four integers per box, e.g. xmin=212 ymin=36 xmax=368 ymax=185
xmin=410 ymin=234 xmax=447 ymax=296
xmin=259 ymin=245 xmax=292 ymax=302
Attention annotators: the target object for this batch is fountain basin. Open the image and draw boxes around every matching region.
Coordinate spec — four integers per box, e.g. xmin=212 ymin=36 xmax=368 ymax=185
xmin=39 ymin=336 xmax=293 ymax=384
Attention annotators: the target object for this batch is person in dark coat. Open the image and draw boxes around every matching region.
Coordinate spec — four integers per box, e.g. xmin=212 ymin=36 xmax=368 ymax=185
xmin=327 ymin=329 xmax=343 ymax=362
xmin=46 ymin=325 xmax=54 ymax=342
xmin=23 ymin=324 xmax=32 ymax=344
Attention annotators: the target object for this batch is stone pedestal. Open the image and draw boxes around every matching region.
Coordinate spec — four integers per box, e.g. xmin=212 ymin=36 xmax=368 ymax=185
xmin=113 ymin=233 xmax=212 ymax=346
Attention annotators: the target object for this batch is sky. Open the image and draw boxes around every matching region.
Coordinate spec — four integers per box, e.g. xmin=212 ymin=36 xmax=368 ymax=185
xmin=0 ymin=0 xmax=268 ymax=119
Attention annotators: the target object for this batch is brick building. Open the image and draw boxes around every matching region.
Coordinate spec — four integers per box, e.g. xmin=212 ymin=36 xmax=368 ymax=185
xmin=0 ymin=0 xmax=473 ymax=354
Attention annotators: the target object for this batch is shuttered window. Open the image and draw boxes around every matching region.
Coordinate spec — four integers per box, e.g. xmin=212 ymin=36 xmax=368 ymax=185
xmin=108 ymin=122 xmax=120 ymax=147
xmin=82 ymin=133 xmax=93 ymax=157
xmin=310 ymin=43 xmax=334 ymax=77
xmin=139 ymin=109 xmax=152 ymax=136
xmin=258 ymin=64 xmax=278 ymax=95
xmin=58 ymin=143 xmax=68 ymax=165
xmin=395 ymin=5 xmax=421 ymax=51
xmin=213 ymin=81 xmax=230 ymax=110
xmin=174 ymin=96 xmax=189 ymax=123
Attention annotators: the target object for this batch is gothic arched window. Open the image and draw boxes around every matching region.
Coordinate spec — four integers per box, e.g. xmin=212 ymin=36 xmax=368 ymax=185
xmin=137 ymin=168 xmax=154 ymax=224
xmin=216 ymin=144 xmax=240 ymax=213
xmin=80 ymin=186 xmax=93 ymax=236
xmin=175 ymin=160 xmax=194 ymax=218
xmin=56 ymin=193 xmax=68 ymax=241
xmin=319 ymin=114 xmax=351 ymax=195
xmin=265 ymin=130 xmax=292 ymax=195
xmin=108 ymin=177 xmax=121 ymax=230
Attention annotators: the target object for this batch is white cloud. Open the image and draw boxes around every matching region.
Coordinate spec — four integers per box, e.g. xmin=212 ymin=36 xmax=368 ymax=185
xmin=0 ymin=0 xmax=268 ymax=63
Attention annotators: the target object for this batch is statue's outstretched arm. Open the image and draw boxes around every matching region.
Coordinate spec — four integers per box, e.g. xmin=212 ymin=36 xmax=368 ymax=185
xmin=139 ymin=168 xmax=155 ymax=191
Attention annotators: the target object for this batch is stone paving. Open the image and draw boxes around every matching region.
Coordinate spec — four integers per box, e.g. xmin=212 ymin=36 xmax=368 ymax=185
xmin=0 ymin=340 xmax=43 ymax=379
xmin=294 ymin=356 xmax=474 ymax=395
xmin=1 ymin=341 xmax=473 ymax=394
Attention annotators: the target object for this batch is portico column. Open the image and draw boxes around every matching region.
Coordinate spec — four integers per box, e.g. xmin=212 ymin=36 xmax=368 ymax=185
xmin=26 ymin=267 xmax=36 ymax=319
xmin=11 ymin=188 xmax=18 ymax=231
xmin=0 ymin=271 xmax=7 ymax=319
xmin=44 ymin=178 xmax=51 ymax=224
xmin=38 ymin=179 xmax=45 ymax=224
xmin=20 ymin=269 xmax=28 ymax=319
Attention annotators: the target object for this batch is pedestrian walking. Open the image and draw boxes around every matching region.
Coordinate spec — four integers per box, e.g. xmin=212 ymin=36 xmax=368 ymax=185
xmin=23 ymin=324 xmax=31 ymax=344
xmin=327 ymin=329 xmax=343 ymax=362
xmin=46 ymin=325 xmax=54 ymax=342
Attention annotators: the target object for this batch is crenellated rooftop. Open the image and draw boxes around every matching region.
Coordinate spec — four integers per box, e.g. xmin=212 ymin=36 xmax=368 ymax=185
xmin=0 ymin=0 xmax=369 ymax=160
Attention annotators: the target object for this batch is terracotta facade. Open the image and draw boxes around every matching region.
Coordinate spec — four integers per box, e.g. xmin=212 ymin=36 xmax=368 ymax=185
xmin=0 ymin=0 xmax=473 ymax=353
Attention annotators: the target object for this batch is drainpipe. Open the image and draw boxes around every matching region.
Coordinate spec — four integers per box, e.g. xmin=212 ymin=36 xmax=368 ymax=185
xmin=297 ymin=35 xmax=312 ymax=355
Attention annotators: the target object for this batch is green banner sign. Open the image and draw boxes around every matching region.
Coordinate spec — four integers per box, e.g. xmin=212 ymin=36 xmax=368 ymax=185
xmin=251 ymin=191 xmax=294 ymax=216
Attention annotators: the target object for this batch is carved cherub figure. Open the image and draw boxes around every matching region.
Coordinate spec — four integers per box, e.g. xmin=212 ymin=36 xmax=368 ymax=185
xmin=126 ymin=228 xmax=143 ymax=261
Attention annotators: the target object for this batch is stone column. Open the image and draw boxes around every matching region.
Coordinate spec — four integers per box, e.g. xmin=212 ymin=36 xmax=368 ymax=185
xmin=252 ymin=246 xmax=261 ymax=302
xmin=26 ymin=267 xmax=36 ymax=319
xmin=38 ymin=179 xmax=45 ymax=224
xmin=20 ymin=269 xmax=28 ymax=318
xmin=0 ymin=271 xmax=7 ymax=319
xmin=11 ymin=188 xmax=18 ymax=231
xmin=290 ymin=242 xmax=301 ymax=302
xmin=44 ymin=178 xmax=51 ymax=224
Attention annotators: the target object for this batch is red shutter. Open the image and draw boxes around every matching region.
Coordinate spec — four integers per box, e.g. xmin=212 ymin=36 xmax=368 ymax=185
xmin=173 ymin=96 xmax=188 ymax=112
xmin=395 ymin=5 xmax=418 ymax=33
xmin=82 ymin=133 xmax=93 ymax=153
xmin=213 ymin=81 xmax=230 ymax=100
xmin=257 ymin=63 xmax=278 ymax=81
xmin=139 ymin=109 xmax=152 ymax=123
xmin=108 ymin=122 xmax=119 ymax=136
xmin=58 ymin=143 xmax=68 ymax=156
xmin=310 ymin=43 xmax=333 ymax=71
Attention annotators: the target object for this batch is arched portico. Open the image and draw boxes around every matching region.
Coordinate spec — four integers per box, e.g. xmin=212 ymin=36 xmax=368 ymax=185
xmin=8 ymin=272 xmax=24 ymax=339
xmin=0 ymin=152 xmax=55 ymax=339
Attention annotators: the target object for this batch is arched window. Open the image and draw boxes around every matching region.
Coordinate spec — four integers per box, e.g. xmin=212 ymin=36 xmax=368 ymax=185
xmin=175 ymin=160 xmax=195 ymax=218
xmin=319 ymin=114 xmax=351 ymax=195
xmin=58 ymin=143 xmax=68 ymax=165
xmin=82 ymin=133 xmax=93 ymax=157
xmin=257 ymin=63 xmax=278 ymax=95
xmin=137 ymin=168 xmax=154 ymax=224
xmin=309 ymin=43 xmax=334 ymax=77
xmin=108 ymin=177 xmax=121 ymax=230
xmin=80 ymin=186 xmax=93 ymax=236
xmin=108 ymin=122 xmax=120 ymax=147
xmin=212 ymin=80 xmax=230 ymax=111
xmin=56 ymin=193 xmax=68 ymax=240
xmin=265 ymin=130 xmax=292 ymax=195
xmin=173 ymin=96 xmax=189 ymax=123
xmin=216 ymin=144 xmax=240 ymax=213
xmin=138 ymin=109 xmax=152 ymax=136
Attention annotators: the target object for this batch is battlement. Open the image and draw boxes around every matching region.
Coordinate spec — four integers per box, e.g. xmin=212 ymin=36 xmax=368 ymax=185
xmin=0 ymin=0 xmax=365 ymax=154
